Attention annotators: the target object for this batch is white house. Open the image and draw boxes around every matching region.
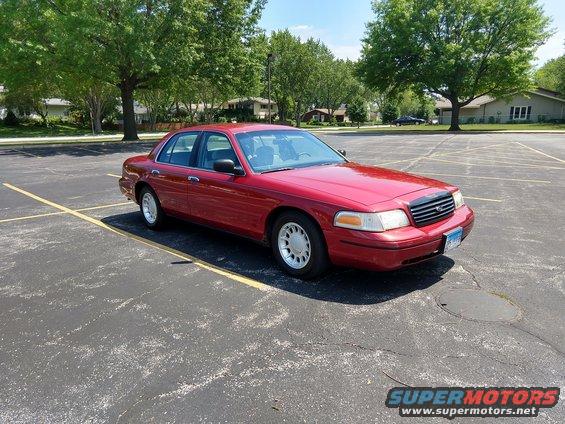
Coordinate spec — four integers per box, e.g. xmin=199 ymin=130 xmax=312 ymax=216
xmin=435 ymin=88 xmax=565 ymax=124
xmin=222 ymin=97 xmax=278 ymax=119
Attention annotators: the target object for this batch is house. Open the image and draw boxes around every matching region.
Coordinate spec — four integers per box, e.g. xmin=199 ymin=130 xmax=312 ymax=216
xmin=40 ymin=98 xmax=71 ymax=117
xmin=222 ymin=97 xmax=277 ymax=119
xmin=301 ymin=108 xmax=350 ymax=123
xmin=0 ymin=95 xmax=71 ymax=120
xmin=435 ymin=88 xmax=565 ymax=124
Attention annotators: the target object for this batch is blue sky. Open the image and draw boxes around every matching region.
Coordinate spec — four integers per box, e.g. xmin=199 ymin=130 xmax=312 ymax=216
xmin=259 ymin=0 xmax=565 ymax=67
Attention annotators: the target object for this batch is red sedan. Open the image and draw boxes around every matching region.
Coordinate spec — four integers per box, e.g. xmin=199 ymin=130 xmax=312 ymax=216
xmin=119 ymin=124 xmax=474 ymax=278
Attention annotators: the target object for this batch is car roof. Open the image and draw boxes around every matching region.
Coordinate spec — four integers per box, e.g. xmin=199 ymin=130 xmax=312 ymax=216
xmin=172 ymin=123 xmax=299 ymax=135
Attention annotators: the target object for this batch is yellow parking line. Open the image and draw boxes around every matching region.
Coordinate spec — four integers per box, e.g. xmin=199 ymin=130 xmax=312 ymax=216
xmin=0 ymin=211 xmax=65 ymax=223
xmin=416 ymin=172 xmax=551 ymax=184
xmin=107 ymin=173 xmax=121 ymax=178
xmin=377 ymin=142 xmax=509 ymax=166
xmin=2 ymin=183 xmax=270 ymax=291
xmin=426 ymin=157 xmax=565 ymax=170
xmin=514 ymin=142 xmax=565 ymax=163
xmin=0 ymin=201 xmax=133 ymax=224
xmin=461 ymin=151 xmax=562 ymax=164
xmin=464 ymin=196 xmax=503 ymax=203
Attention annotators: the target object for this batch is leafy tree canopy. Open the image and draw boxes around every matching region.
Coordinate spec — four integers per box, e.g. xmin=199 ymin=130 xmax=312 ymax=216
xmin=358 ymin=0 xmax=550 ymax=130
xmin=0 ymin=0 xmax=266 ymax=139
xmin=534 ymin=55 xmax=565 ymax=94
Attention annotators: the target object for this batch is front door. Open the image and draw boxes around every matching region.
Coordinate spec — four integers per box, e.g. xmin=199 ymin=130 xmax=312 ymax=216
xmin=147 ymin=131 xmax=200 ymax=217
xmin=187 ymin=131 xmax=258 ymax=237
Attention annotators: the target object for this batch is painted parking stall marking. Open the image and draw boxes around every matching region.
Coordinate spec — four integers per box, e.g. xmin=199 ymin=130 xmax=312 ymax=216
xmin=2 ymin=182 xmax=271 ymax=291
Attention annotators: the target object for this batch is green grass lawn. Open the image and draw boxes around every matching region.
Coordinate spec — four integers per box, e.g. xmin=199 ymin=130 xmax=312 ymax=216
xmin=0 ymin=123 xmax=108 ymax=138
xmin=2 ymin=121 xmax=564 ymax=139
xmin=316 ymin=123 xmax=565 ymax=131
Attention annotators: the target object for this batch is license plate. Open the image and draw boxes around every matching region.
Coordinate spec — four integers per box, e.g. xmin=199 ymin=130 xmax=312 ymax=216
xmin=443 ymin=227 xmax=463 ymax=252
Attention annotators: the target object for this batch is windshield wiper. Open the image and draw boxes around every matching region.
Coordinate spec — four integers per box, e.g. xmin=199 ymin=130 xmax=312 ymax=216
xmin=261 ymin=167 xmax=295 ymax=174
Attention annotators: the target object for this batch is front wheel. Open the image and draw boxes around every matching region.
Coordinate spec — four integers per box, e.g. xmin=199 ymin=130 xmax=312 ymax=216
xmin=271 ymin=211 xmax=330 ymax=279
xmin=139 ymin=186 xmax=165 ymax=229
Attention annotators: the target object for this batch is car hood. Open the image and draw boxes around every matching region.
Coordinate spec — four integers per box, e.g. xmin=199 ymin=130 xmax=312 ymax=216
xmin=262 ymin=162 xmax=452 ymax=206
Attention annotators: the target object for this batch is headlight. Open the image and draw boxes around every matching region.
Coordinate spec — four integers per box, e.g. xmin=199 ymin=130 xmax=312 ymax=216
xmin=452 ymin=190 xmax=464 ymax=209
xmin=334 ymin=209 xmax=410 ymax=232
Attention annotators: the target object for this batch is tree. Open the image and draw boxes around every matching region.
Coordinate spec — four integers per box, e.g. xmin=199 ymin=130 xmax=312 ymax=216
xmin=137 ymin=88 xmax=174 ymax=131
xmin=381 ymin=101 xmax=399 ymax=124
xmin=0 ymin=0 xmax=265 ymax=140
xmin=318 ymin=59 xmax=362 ymax=118
xmin=62 ymin=76 xmax=119 ymax=134
xmin=347 ymin=97 xmax=368 ymax=128
xmin=359 ymin=0 xmax=550 ymax=131
xmin=534 ymin=55 xmax=565 ymax=94
xmin=397 ymin=90 xmax=435 ymax=119
xmin=269 ymin=30 xmax=320 ymax=127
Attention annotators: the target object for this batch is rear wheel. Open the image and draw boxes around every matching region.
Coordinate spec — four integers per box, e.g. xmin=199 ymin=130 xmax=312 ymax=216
xmin=139 ymin=186 xmax=165 ymax=229
xmin=271 ymin=211 xmax=330 ymax=279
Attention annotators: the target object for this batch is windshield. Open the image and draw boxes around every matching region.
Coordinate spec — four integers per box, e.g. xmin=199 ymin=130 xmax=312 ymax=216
xmin=235 ymin=130 xmax=345 ymax=173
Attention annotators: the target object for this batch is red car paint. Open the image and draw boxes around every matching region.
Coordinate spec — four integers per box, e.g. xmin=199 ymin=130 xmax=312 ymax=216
xmin=119 ymin=123 xmax=474 ymax=271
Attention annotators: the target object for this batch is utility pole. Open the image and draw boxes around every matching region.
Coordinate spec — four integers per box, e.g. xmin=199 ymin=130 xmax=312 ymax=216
xmin=267 ymin=53 xmax=274 ymax=124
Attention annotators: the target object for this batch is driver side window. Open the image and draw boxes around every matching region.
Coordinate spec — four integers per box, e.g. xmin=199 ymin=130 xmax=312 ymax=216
xmin=197 ymin=132 xmax=240 ymax=170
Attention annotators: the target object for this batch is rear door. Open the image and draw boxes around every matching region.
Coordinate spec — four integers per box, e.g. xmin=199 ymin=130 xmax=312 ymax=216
xmin=147 ymin=131 xmax=200 ymax=217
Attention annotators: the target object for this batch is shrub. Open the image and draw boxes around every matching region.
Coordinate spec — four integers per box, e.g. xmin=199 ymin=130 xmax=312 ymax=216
xmin=381 ymin=102 xmax=398 ymax=124
xmin=217 ymin=116 xmax=228 ymax=123
xmin=466 ymin=117 xmax=475 ymax=124
xmin=487 ymin=116 xmax=495 ymax=124
xmin=3 ymin=110 xmax=19 ymax=126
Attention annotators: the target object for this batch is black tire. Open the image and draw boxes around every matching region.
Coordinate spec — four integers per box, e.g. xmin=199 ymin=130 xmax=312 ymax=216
xmin=139 ymin=186 xmax=166 ymax=230
xmin=271 ymin=211 xmax=330 ymax=279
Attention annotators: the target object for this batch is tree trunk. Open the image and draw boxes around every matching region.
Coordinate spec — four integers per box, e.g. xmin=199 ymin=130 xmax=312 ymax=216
xmin=93 ymin=112 xmax=103 ymax=133
xmin=119 ymin=82 xmax=139 ymax=141
xmin=92 ymin=101 xmax=103 ymax=134
xmin=278 ymin=104 xmax=286 ymax=123
xmin=295 ymin=99 xmax=301 ymax=128
xmin=449 ymin=101 xmax=462 ymax=131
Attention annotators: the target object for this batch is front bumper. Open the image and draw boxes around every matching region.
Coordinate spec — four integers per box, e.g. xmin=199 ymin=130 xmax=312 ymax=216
xmin=325 ymin=205 xmax=474 ymax=271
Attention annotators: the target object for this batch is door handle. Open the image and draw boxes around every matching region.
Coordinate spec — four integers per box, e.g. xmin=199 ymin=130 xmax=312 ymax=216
xmin=188 ymin=176 xmax=200 ymax=183
xmin=151 ymin=169 xmax=160 ymax=175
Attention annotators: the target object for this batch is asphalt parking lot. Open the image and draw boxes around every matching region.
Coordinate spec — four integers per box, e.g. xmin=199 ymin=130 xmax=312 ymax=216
xmin=0 ymin=132 xmax=564 ymax=422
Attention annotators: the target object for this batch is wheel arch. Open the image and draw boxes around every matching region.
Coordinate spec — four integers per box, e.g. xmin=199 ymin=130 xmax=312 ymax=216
xmin=134 ymin=180 xmax=152 ymax=203
xmin=264 ymin=206 xmax=327 ymax=247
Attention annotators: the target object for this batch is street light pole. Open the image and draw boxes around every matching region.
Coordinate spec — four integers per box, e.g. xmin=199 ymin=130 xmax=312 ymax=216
xmin=267 ymin=53 xmax=273 ymax=124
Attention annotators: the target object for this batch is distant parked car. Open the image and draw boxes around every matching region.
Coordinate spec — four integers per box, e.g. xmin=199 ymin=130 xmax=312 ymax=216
xmin=392 ymin=116 xmax=426 ymax=126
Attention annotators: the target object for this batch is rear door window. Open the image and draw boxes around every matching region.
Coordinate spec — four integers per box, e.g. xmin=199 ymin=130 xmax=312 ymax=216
xmin=157 ymin=132 xmax=199 ymax=166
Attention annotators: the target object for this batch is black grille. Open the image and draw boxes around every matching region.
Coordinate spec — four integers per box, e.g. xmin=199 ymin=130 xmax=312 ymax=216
xmin=409 ymin=191 xmax=455 ymax=227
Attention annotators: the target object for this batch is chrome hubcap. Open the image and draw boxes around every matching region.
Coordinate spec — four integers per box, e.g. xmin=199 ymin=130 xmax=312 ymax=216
xmin=278 ymin=222 xmax=311 ymax=269
xmin=142 ymin=192 xmax=157 ymax=224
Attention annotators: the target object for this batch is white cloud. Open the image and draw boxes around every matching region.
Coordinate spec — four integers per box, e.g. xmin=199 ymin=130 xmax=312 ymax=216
xmin=329 ymin=44 xmax=362 ymax=60
xmin=287 ymin=24 xmax=325 ymax=40
xmin=287 ymin=24 xmax=362 ymax=60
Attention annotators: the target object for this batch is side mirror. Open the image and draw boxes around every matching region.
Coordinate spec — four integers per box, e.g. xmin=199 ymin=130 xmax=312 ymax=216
xmin=213 ymin=159 xmax=244 ymax=175
xmin=338 ymin=149 xmax=346 ymax=157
